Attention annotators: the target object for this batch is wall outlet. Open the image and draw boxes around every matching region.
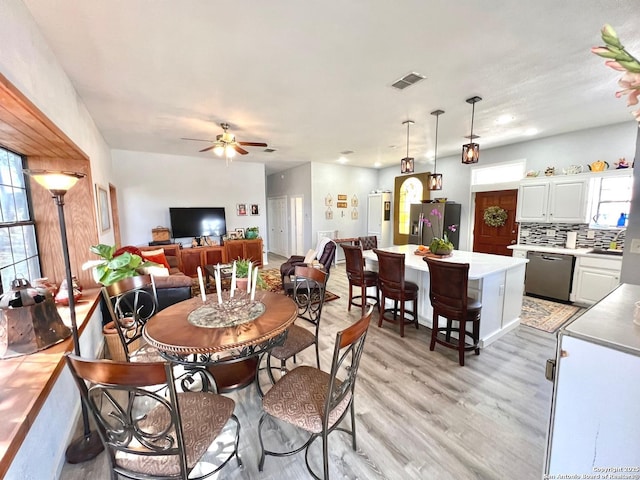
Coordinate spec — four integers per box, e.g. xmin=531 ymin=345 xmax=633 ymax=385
xmin=546 ymin=229 xmax=556 ymax=237
xmin=630 ymin=238 xmax=640 ymax=254
xmin=587 ymin=230 xmax=595 ymax=239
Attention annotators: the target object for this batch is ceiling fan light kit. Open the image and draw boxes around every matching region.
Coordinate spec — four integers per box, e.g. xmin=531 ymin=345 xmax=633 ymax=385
xmin=401 ymin=120 xmax=415 ymax=174
xmin=186 ymin=122 xmax=267 ymax=165
xmin=462 ymin=96 xmax=482 ymax=164
xmin=429 ymin=109 xmax=444 ymax=191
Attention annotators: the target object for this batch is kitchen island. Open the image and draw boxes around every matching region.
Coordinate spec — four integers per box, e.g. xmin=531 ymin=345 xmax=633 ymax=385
xmin=363 ymin=245 xmax=528 ymax=347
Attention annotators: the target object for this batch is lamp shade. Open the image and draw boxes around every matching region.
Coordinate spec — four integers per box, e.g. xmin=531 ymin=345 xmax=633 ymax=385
xmin=23 ymin=170 xmax=85 ymax=195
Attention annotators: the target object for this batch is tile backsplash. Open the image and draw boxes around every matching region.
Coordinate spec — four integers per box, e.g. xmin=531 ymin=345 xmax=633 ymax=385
xmin=519 ymin=223 xmax=626 ymax=249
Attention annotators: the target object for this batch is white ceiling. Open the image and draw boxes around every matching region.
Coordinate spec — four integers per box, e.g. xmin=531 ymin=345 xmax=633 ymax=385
xmin=22 ymin=0 xmax=640 ymax=175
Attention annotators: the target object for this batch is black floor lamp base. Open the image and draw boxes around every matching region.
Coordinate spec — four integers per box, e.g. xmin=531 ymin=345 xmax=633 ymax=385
xmin=65 ymin=431 xmax=104 ymax=464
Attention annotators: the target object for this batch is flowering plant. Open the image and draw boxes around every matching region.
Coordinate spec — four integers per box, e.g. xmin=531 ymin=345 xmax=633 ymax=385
xmin=421 ymin=208 xmax=457 ymax=252
xmin=592 ymin=24 xmax=640 ymax=122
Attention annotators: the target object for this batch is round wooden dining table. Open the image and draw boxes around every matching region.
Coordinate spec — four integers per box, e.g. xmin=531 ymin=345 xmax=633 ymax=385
xmin=143 ymin=291 xmax=297 ymax=392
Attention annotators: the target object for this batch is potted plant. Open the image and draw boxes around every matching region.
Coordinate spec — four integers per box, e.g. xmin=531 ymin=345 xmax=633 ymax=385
xmin=83 ymin=244 xmax=159 ymax=286
xmin=234 ymin=258 xmax=266 ymax=291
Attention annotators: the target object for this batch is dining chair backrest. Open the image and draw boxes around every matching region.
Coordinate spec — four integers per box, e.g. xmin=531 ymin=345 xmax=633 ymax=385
xmin=424 ymin=258 xmax=470 ymax=317
xmin=358 ymin=235 xmax=378 ymax=251
xmin=342 ymin=243 xmax=366 ymax=284
xmin=65 ymin=353 xmax=240 ymax=479
xmin=373 ymin=249 xmax=407 ymax=295
xmin=102 ymin=274 xmax=159 ymax=361
xmin=324 ymin=306 xmax=372 ymax=427
xmin=292 ymin=265 xmax=327 ymax=326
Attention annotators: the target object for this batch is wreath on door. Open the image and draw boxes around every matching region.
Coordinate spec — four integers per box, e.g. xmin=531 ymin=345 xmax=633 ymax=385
xmin=483 ymin=206 xmax=508 ymax=227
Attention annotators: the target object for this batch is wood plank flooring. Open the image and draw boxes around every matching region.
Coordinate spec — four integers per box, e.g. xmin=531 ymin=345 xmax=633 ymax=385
xmin=60 ymin=253 xmax=556 ymax=479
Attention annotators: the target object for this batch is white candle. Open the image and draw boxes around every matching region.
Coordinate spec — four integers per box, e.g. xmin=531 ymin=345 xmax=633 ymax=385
xmin=197 ymin=266 xmax=206 ymax=303
xmin=215 ymin=269 xmax=222 ymax=304
xmin=251 ymin=267 xmax=259 ymax=301
xmin=246 ymin=262 xmax=252 ymax=294
xmin=230 ymin=260 xmax=236 ymax=298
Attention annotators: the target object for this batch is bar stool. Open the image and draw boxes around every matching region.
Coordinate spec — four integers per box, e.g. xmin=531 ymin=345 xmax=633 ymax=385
xmin=373 ymin=249 xmax=419 ymax=337
xmin=342 ymin=244 xmax=379 ymax=314
xmin=423 ymin=257 xmax=482 ymax=366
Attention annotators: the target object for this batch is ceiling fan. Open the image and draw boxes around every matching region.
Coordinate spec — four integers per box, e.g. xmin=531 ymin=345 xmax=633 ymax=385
xmin=182 ymin=122 xmax=268 ymax=159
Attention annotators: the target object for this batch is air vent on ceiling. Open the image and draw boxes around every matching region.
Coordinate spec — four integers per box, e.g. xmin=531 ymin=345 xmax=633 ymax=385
xmin=391 ymin=72 xmax=426 ymax=90
xmin=264 ymin=148 xmax=276 ymax=153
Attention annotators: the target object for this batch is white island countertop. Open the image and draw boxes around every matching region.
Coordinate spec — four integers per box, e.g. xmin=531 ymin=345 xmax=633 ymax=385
xmin=364 ymin=244 xmax=528 ymax=279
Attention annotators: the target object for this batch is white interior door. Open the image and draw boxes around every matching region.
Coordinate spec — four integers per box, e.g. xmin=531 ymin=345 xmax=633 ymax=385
xmin=290 ymin=195 xmax=304 ymax=256
xmin=267 ymin=196 xmax=287 ymax=257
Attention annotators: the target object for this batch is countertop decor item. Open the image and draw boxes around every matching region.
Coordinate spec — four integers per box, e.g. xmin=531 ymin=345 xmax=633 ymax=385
xmin=483 ymin=206 xmax=508 ymax=228
xmin=592 ymin=24 xmax=640 ymax=122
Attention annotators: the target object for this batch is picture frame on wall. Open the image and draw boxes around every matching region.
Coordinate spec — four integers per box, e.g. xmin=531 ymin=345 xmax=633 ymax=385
xmin=96 ymin=184 xmax=110 ymax=232
xmin=237 ymin=203 xmax=247 ymax=216
xmin=234 ymin=228 xmax=245 ymax=239
xmin=250 ymin=204 xmax=259 ymax=215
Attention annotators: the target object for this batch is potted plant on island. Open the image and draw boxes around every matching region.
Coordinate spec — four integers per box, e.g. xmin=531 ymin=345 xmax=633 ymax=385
xmin=234 ymin=258 xmax=266 ymax=291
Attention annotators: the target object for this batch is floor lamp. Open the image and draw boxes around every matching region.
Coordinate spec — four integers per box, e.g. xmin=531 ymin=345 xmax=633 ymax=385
xmin=24 ymin=169 xmax=104 ymax=463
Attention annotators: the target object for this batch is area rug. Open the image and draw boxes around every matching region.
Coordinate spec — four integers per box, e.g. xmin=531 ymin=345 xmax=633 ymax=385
xmin=260 ymin=268 xmax=340 ymax=303
xmin=520 ymin=296 xmax=585 ymax=333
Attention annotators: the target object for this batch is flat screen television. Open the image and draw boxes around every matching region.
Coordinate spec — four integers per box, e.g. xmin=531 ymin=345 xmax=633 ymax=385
xmin=169 ymin=207 xmax=227 ymax=238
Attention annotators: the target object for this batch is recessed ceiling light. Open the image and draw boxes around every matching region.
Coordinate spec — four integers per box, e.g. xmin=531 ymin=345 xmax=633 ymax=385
xmin=524 ymin=128 xmax=539 ymax=136
xmin=496 ymin=114 xmax=515 ymax=125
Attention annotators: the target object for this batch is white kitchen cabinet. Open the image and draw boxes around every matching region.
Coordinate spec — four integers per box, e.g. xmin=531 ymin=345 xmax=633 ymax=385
xmin=516 ymin=176 xmax=593 ymax=223
xmin=545 ymin=284 xmax=640 ymax=476
xmin=367 ymin=192 xmax=392 ymax=247
xmin=572 ymin=255 xmax=621 ymax=305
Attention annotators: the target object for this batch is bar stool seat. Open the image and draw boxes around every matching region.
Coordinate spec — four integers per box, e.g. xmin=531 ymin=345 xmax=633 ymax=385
xmin=423 ymin=257 xmax=482 ymax=366
xmin=373 ymin=249 xmax=419 ymax=337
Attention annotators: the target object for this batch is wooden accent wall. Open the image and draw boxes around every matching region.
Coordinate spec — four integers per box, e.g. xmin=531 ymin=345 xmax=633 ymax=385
xmin=0 ymin=72 xmax=99 ymax=288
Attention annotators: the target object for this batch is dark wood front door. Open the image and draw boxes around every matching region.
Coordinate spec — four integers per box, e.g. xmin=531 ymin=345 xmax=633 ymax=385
xmin=472 ymin=190 xmax=518 ymax=256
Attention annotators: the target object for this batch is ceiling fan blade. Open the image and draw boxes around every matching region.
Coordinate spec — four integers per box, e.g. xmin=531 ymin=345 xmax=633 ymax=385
xmin=238 ymin=141 xmax=268 ymax=147
xmin=199 ymin=145 xmax=216 ymax=153
xmin=233 ymin=145 xmax=249 ymax=155
xmin=181 ymin=137 xmax=215 ymax=142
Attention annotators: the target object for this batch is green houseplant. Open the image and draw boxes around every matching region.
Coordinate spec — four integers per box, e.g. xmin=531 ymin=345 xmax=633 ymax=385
xmin=234 ymin=258 xmax=266 ymax=289
xmin=84 ymin=244 xmax=159 ymax=286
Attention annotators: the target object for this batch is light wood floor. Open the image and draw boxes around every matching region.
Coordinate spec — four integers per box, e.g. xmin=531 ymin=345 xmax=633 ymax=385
xmin=60 ymin=253 xmax=556 ymax=479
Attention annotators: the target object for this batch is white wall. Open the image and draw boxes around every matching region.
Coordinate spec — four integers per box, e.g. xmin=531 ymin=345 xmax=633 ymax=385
xmin=0 ymin=0 xmax=115 ymax=246
xmin=111 ymin=149 xmax=267 ymax=249
xmin=378 ymin=122 xmax=638 ymax=251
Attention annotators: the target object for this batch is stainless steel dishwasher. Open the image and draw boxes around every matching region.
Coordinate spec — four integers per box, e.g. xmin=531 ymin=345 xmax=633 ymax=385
xmin=525 ymin=252 xmax=575 ymax=301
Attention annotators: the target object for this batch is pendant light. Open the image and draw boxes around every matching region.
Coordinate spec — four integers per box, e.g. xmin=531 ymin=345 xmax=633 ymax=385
xmin=429 ymin=109 xmax=444 ymax=190
xmin=462 ymin=96 xmax=482 ymax=164
xmin=400 ymin=120 xmax=415 ymax=174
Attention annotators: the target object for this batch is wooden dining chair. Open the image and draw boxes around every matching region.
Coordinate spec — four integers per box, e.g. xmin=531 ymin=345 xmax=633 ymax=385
xmin=65 ymin=354 xmax=241 ymax=479
xmin=258 ymin=307 xmax=373 ymax=479
xmin=373 ymin=249 xmax=419 ymax=337
xmin=101 ymin=274 xmax=163 ymax=362
xmin=423 ymin=257 xmax=482 ymax=366
xmin=342 ymin=244 xmax=378 ymax=315
xmin=265 ymin=266 xmax=327 ymax=385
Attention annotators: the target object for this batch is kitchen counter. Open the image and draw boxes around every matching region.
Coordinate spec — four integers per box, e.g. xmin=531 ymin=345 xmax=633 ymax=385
xmin=364 ymin=245 xmax=528 ymax=347
xmin=508 ymin=244 xmax=623 ymax=258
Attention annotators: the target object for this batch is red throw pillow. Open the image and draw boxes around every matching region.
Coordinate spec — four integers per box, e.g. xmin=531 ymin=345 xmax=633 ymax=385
xmin=140 ymin=249 xmax=171 ymax=270
xmin=114 ymin=245 xmax=143 ymax=258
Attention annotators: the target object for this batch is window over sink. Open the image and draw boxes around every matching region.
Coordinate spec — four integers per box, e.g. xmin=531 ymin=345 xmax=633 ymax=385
xmin=590 ymin=173 xmax=633 ymax=228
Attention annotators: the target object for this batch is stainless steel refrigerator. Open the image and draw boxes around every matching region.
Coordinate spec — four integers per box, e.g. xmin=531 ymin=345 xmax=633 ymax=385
xmin=409 ymin=202 xmax=461 ymax=248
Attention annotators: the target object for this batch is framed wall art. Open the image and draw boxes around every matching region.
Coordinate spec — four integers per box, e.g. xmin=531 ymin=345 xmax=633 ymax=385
xmin=96 ymin=184 xmax=110 ymax=232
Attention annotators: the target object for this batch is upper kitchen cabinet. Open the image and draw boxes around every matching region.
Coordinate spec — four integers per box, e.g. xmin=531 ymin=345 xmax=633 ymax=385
xmin=516 ymin=176 xmax=594 ymax=223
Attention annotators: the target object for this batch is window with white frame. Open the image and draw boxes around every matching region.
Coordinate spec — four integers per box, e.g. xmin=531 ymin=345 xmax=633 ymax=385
xmin=0 ymin=147 xmax=40 ymax=294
